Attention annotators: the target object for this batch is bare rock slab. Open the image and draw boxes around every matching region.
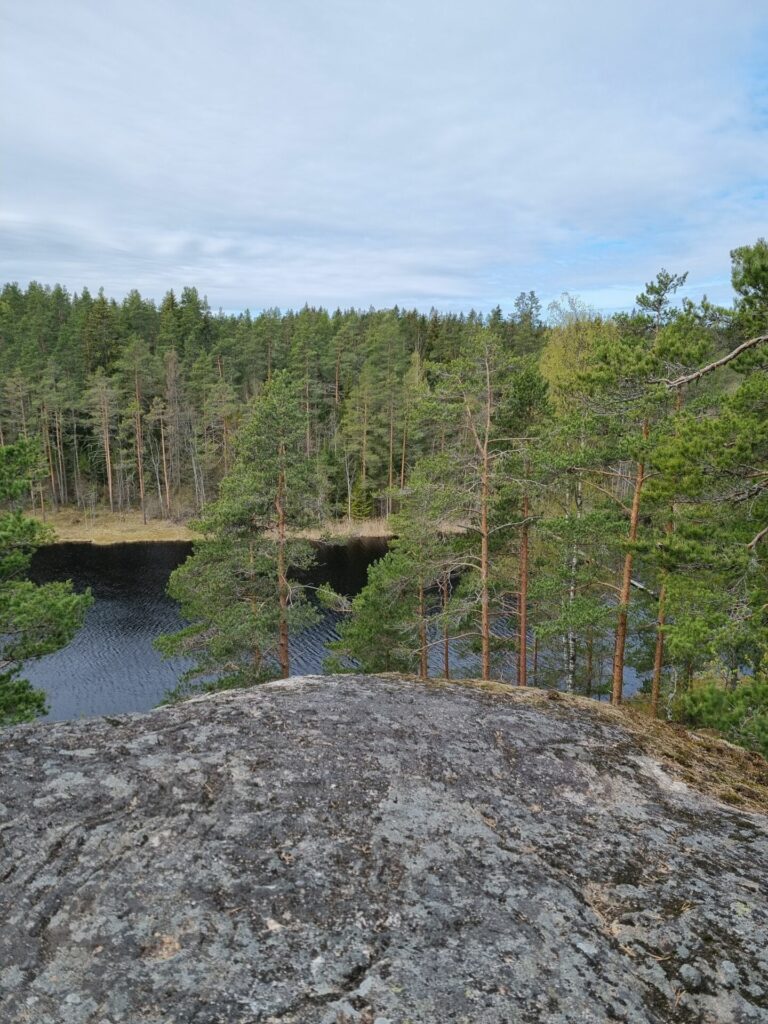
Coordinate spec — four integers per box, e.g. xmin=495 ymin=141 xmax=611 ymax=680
xmin=1 ymin=674 xmax=767 ymax=1023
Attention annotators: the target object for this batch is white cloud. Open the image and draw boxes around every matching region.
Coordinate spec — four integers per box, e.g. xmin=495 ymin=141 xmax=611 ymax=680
xmin=1 ymin=0 xmax=767 ymax=311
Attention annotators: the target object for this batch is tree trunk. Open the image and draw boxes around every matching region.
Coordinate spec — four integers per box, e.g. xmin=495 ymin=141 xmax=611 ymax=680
xmin=304 ymin=372 xmax=312 ymax=457
xmin=518 ymin=486 xmax=529 ymax=686
xmin=650 ymin=519 xmax=673 ymax=717
xmin=159 ymin=415 xmax=172 ymax=518
xmin=164 ymin=351 xmax=182 ymax=494
xmin=71 ymin=409 xmax=83 ymax=509
xmin=101 ymin=393 xmax=114 ymax=513
xmin=650 ymin=585 xmax=666 ymax=717
xmin=222 ymin=414 xmax=231 ymax=474
xmin=41 ymin=407 xmax=58 ymax=509
xmin=148 ymin=435 xmax=164 ymax=515
xmin=247 ymin=541 xmax=264 ymax=675
xmin=344 ymin=452 xmax=353 ymax=522
xmin=611 ymin=422 xmax=648 ymax=705
xmin=189 ymin=431 xmax=206 ymax=512
xmin=54 ymin=410 xmax=67 ymax=505
xmin=565 ymin=475 xmax=582 ymax=692
xmin=276 ymin=466 xmax=290 ymax=679
xmin=400 ymin=415 xmax=408 ymax=488
xmin=477 ymin=351 xmax=494 ymax=682
xmin=135 ymin=409 xmax=146 ymax=523
xmin=480 ymin=447 xmax=491 ymax=680
xmin=441 ymin=575 xmax=450 ymax=679
xmin=418 ymin=578 xmax=428 ymax=680
xmin=387 ymin=403 xmax=395 ymax=518
xmin=360 ymin=395 xmax=368 ymax=484
xmin=134 ymin=372 xmax=146 ymax=524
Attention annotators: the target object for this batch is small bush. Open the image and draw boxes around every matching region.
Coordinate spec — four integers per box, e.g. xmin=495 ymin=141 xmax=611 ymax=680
xmin=679 ymin=679 xmax=768 ymax=759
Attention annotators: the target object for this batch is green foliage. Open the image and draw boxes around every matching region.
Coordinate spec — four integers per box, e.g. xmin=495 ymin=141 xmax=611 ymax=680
xmin=731 ymin=237 xmax=768 ymax=328
xmin=156 ymin=372 xmax=322 ymax=694
xmin=0 ymin=284 xmax=554 ymax=522
xmin=327 ymin=548 xmax=421 ymax=674
xmin=635 ymin=268 xmax=688 ymax=328
xmin=0 ymin=441 xmax=91 ymax=724
xmin=679 ymin=680 xmax=768 ymax=759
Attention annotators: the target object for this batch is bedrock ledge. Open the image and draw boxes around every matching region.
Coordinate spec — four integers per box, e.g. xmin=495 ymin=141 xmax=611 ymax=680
xmin=1 ymin=674 xmax=767 ymax=1023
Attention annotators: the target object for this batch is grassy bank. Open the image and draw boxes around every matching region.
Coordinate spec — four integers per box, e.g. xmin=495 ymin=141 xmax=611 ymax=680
xmin=293 ymin=517 xmax=393 ymax=541
xmin=33 ymin=508 xmax=393 ymax=545
xmin=31 ymin=509 xmax=197 ymax=544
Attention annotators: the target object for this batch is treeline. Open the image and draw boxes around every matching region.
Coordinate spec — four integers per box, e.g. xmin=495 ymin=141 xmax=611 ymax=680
xmin=2 ymin=241 xmax=767 ymax=749
xmin=0 ymin=282 xmax=544 ymax=519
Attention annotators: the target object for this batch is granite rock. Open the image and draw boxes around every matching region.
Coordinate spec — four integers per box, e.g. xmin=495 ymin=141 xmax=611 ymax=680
xmin=1 ymin=675 xmax=767 ymax=1023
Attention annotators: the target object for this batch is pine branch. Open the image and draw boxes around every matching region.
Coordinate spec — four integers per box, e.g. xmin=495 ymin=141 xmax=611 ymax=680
xmin=747 ymin=525 xmax=768 ymax=551
xmin=660 ymin=332 xmax=768 ymax=389
xmin=488 ymin=516 xmax=538 ymax=535
xmin=629 ymin=578 xmax=659 ymax=599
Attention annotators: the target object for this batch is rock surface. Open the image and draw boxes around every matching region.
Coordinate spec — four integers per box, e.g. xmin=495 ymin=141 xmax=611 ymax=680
xmin=1 ymin=674 xmax=767 ymax=1024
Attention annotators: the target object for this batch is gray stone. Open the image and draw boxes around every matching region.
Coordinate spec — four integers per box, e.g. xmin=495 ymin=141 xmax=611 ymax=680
xmin=678 ymin=964 xmax=703 ymax=992
xmin=1 ymin=674 xmax=767 ymax=1023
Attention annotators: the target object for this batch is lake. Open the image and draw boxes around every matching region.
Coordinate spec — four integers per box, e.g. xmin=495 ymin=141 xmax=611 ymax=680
xmin=25 ymin=538 xmax=631 ymax=722
xmin=27 ymin=539 xmax=388 ymax=722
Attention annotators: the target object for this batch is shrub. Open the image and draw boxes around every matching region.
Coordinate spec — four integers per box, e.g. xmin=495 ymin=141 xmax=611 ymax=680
xmin=679 ymin=679 xmax=768 ymax=759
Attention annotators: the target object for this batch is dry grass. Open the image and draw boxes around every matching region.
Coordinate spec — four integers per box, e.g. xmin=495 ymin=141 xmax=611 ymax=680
xmin=31 ymin=505 xmax=480 ymax=545
xmin=294 ymin=517 xmax=393 ymax=541
xmin=32 ymin=508 xmax=394 ymax=545
xmin=295 ymin=516 xmax=471 ymax=541
xmin=619 ymin=706 xmax=768 ymax=814
xmin=31 ymin=509 xmax=195 ymax=544
xmin=382 ymin=675 xmax=768 ymax=815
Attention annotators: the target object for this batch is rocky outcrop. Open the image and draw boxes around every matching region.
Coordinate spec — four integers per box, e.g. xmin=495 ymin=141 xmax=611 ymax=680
xmin=1 ymin=674 xmax=767 ymax=1024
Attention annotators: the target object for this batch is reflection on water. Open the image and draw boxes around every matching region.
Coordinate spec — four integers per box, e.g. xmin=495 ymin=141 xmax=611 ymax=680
xmin=27 ymin=539 xmax=388 ymax=722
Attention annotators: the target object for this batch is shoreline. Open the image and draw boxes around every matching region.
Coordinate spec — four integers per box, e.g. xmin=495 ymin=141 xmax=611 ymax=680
xmin=30 ymin=509 xmax=394 ymax=545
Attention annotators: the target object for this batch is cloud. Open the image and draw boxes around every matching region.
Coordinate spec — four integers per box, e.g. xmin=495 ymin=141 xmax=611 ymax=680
xmin=2 ymin=0 xmax=767 ymax=312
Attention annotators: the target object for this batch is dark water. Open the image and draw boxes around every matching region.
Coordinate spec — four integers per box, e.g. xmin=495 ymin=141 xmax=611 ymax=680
xmin=25 ymin=538 xmax=638 ymax=722
xmin=27 ymin=539 xmax=388 ymax=722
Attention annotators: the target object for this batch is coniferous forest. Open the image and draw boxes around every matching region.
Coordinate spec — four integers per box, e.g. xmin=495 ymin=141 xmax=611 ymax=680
xmin=1 ymin=240 xmax=767 ymax=752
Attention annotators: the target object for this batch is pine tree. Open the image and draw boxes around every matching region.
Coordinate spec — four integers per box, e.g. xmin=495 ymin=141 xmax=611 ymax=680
xmin=84 ymin=368 xmax=119 ymax=512
xmin=156 ymin=372 xmax=324 ymax=694
xmin=115 ymin=336 xmax=160 ymax=522
xmin=0 ymin=440 xmax=91 ymax=724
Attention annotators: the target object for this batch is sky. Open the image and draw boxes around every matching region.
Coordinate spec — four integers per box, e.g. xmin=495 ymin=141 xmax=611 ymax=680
xmin=2 ymin=0 xmax=767 ymax=315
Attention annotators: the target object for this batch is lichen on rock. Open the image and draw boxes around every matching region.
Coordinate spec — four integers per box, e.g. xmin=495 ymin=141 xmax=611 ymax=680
xmin=1 ymin=674 xmax=767 ymax=1023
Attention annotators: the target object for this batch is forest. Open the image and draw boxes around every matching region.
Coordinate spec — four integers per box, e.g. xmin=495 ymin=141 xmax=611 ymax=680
xmin=0 ymin=240 xmax=766 ymax=753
